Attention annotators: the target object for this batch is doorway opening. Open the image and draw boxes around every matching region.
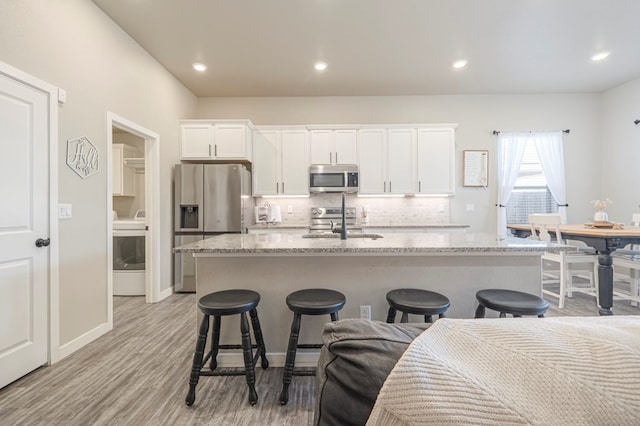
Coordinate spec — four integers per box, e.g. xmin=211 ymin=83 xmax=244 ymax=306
xmin=106 ymin=112 xmax=161 ymax=329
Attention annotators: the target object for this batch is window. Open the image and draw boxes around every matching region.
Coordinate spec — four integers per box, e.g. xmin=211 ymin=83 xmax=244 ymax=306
xmin=506 ymin=141 xmax=558 ymax=224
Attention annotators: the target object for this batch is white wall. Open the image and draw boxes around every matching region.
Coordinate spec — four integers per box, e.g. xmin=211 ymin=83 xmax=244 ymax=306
xmin=197 ymin=94 xmax=601 ymax=231
xmin=0 ymin=0 xmax=196 ymax=347
xmin=600 ymin=76 xmax=640 ymax=223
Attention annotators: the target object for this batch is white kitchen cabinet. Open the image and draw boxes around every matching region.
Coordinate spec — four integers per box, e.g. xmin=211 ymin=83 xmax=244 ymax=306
xmin=417 ymin=128 xmax=455 ymax=195
xmin=357 ymin=128 xmax=386 ymax=194
xmin=359 ymin=125 xmax=456 ymax=195
xmin=112 ymin=144 xmax=136 ymax=196
xmin=358 ymin=128 xmax=414 ymax=195
xmin=309 ymin=129 xmax=357 ymax=165
xmin=252 ymin=127 xmax=309 ymax=196
xmin=180 ymin=120 xmax=252 ymax=161
xmin=386 ymin=128 xmax=415 ymax=194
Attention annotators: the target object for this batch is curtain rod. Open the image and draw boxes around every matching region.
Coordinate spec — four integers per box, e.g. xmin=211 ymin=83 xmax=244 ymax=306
xmin=492 ymin=129 xmax=570 ymax=135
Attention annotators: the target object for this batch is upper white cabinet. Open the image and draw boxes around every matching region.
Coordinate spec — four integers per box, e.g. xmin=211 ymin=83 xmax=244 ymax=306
xmin=358 ymin=125 xmax=456 ymax=195
xmin=309 ymin=128 xmax=357 ymax=165
xmin=112 ymin=144 xmax=137 ymax=196
xmin=358 ymin=128 xmax=414 ymax=195
xmin=358 ymin=129 xmax=386 ymax=194
xmin=252 ymin=127 xmax=309 ymax=196
xmin=416 ymin=128 xmax=455 ymax=195
xmin=386 ymin=128 xmax=415 ymax=194
xmin=180 ymin=120 xmax=252 ymax=161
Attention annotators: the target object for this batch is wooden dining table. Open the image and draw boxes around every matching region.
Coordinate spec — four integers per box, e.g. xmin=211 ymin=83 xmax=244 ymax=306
xmin=507 ymin=223 xmax=640 ymax=315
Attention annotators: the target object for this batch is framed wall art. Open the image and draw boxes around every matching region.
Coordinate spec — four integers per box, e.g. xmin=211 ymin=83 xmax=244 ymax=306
xmin=463 ymin=150 xmax=488 ymax=187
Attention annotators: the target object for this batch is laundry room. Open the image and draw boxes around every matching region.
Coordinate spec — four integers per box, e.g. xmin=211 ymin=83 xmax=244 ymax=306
xmin=112 ymin=129 xmax=146 ymax=296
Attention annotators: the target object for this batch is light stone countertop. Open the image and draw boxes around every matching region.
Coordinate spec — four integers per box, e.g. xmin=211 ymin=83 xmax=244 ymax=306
xmin=174 ymin=232 xmax=569 ymax=255
xmin=246 ymin=223 xmax=469 ymax=230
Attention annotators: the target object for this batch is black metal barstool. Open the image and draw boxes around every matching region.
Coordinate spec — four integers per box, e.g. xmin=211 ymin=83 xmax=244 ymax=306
xmin=474 ymin=289 xmax=549 ymax=318
xmin=185 ymin=289 xmax=269 ymax=407
xmin=386 ymin=288 xmax=450 ymax=323
xmin=280 ymin=288 xmax=346 ymax=405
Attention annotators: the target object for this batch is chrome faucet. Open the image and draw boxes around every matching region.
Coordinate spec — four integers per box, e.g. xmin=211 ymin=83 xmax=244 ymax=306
xmin=330 ymin=193 xmax=348 ymax=239
xmin=340 ymin=192 xmax=347 ymax=240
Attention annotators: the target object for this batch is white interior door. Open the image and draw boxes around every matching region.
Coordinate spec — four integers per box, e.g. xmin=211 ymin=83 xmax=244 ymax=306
xmin=0 ymin=71 xmax=49 ymax=388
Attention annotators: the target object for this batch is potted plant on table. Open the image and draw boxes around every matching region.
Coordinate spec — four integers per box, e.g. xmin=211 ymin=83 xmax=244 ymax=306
xmin=591 ymin=198 xmax=613 ymax=222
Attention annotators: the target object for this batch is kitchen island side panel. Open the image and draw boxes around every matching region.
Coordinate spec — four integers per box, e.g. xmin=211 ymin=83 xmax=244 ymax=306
xmin=194 ymin=253 xmax=541 ymax=367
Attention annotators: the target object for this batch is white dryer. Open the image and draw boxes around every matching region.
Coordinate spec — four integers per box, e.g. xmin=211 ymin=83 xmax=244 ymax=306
xmin=113 ymin=211 xmax=146 ymax=296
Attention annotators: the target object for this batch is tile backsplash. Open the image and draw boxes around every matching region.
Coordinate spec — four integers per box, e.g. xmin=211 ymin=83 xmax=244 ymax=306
xmin=255 ymin=194 xmax=450 ymax=226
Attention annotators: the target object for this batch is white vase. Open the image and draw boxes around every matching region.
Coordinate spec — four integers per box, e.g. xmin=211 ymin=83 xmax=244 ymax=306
xmin=594 ymin=211 xmax=609 ymax=222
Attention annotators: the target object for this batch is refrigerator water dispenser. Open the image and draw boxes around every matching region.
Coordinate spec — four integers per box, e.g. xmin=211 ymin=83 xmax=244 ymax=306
xmin=180 ymin=205 xmax=199 ymax=229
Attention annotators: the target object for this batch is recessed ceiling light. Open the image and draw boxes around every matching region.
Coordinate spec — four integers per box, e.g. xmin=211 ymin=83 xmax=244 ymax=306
xmin=192 ymin=63 xmax=208 ymax=72
xmin=314 ymin=61 xmax=328 ymax=71
xmin=452 ymin=59 xmax=468 ymax=69
xmin=590 ymin=51 xmax=610 ymax=62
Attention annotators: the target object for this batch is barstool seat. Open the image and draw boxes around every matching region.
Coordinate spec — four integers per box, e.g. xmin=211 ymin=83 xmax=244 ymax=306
xmin=386 ymin=288 xmax=450 ymax=323
xmin=475 ymin=289 xmax=549 ymax=318
xmin=280 ymin=288 xmax=345 ymax=405
xmin=186 ymin=289 xmax=268 ymax=407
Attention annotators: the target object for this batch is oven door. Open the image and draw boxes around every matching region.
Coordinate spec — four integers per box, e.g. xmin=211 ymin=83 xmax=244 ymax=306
xmin=113 ymin=229 xmax=145 ymax=271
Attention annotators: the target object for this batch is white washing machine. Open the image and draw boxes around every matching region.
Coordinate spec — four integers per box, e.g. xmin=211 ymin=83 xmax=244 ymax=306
xmin=113 ymin=211 xmax=146 ymax=296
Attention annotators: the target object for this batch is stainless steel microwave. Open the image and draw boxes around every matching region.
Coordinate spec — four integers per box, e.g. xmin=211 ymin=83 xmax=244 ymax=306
xmin=309 ymin=164 xmax=359 ymax=193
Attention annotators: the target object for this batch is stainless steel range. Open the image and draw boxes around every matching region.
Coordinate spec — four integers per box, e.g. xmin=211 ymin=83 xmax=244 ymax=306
xmin=310 ymin=207 xmax=359 ymax=233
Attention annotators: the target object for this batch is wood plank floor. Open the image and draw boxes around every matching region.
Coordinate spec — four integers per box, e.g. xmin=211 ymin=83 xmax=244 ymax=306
xmin=1 ymin=288 xmax=638 ymax=426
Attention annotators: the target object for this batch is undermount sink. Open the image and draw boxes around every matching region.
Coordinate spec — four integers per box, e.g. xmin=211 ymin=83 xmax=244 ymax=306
xmin=302 ymin=233 xmax=384 ymax=239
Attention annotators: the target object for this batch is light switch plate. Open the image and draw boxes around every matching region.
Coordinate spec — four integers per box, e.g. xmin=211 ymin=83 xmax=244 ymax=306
xmin=466 ymin=203 xmax=475 ymax=212
xmin=287 ymin=205 xmax=293 ymax=214
xmin=58 ymin=203 xmax=72 ymax=219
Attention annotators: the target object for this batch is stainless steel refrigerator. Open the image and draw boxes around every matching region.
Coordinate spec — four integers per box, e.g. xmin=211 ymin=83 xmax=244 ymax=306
xmin=174 ymin=163 xmax=253 ymax=292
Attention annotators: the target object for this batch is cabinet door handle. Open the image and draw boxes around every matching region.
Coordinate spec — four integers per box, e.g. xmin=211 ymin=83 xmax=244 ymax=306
xmin=282 ymin=182 xmax=285 ymax=193
xmin=214 ymin=144 xmax=217 ymax=157
xmin=209 ymin=145 xmax=212 ymax=157
xmin=389 ymin=181 xmax=392 ymax=193
xmin=276 ymin=182 xmax=279 ymax=193
xmin=384 ymin=181 xmax=386 ymax=192
xmin=419 ymin=181 xmax=421 ymax=192
xmin=335 ymin=152 xmax=338 ymax=164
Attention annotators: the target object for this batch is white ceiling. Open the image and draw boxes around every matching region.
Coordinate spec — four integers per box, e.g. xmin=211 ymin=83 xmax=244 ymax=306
xmin=93 ymin=0 xmax=640 ymax=97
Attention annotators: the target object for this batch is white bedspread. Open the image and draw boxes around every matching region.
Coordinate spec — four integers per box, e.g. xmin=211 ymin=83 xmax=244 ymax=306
xmin=367 ymin=316 xmax=640 ymax=425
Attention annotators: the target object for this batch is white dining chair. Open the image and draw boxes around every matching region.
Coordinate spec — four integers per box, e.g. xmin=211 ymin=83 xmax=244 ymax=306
xmin=612 ymin=214 xmax=640 ymax=307
xmin=528 ymin=213 xmax=599 ymax=309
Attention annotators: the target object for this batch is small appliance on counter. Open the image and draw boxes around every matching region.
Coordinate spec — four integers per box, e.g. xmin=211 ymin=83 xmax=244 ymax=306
xmin=255 ymin=202 xmax=282 ymax=224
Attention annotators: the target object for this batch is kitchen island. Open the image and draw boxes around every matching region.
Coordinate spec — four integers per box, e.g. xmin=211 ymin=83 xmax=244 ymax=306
xmin=175 ymin=232 xmax=567 ymax=367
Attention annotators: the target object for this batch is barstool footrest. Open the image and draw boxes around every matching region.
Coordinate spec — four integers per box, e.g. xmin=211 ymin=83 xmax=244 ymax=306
xmin=292 ymin=368 xmax=316 ymax=376
xmin=200 ymin=369 xmax=249 ymax=377
xmin=296 ymin=343 xmax=322 ymax=349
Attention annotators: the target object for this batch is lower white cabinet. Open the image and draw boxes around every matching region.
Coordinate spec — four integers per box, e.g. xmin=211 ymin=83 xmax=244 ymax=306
xmin=252 ymin=127 xmax=309 ymax=196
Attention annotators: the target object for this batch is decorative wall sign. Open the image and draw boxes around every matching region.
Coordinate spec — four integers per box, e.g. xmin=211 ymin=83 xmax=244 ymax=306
xmin=463 ymin=150 xmax=488 ymax=187
xmin=66 ymin=136 xmax=99 ymax=179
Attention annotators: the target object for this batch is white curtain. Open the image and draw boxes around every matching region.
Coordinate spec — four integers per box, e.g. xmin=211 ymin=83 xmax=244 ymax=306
xmin=532 ymin=132 xmax=568 ymax=223
xmin=496 ymin=132 xmax=527 ymax=238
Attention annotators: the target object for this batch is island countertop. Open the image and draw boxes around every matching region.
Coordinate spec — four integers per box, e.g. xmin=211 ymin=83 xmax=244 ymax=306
xmin=174 ymin=232 xmax=567 ymax=255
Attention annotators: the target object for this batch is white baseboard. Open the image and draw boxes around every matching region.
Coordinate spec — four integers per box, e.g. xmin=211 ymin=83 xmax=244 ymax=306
xmin=212 ymin=351 xmax=320 ymax=368
xmin=57 ymin=322 xmax=112 ymax=361
xmin=158 ymin=286 xmax=173 ymax=301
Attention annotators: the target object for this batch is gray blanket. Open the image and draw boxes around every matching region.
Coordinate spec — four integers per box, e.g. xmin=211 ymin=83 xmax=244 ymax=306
xmin=367 ymin=316 xmax=640 ymax=425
